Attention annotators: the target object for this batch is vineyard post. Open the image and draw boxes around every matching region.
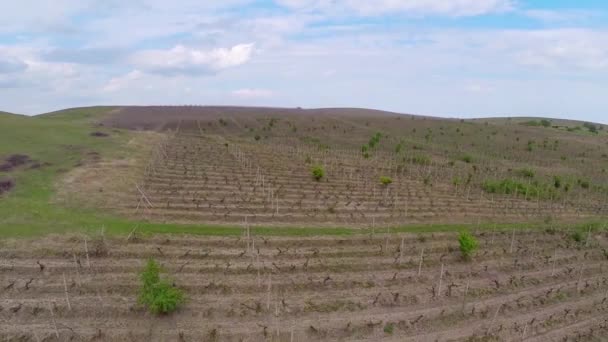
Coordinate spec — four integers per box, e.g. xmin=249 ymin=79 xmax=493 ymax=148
xmin=72 ymin=252 xmax=82 ymax=286
xmin=418 ymin=248 xmax=425 ymax=277
xmin=577 ymin=264 xmax=584 ymax=293
xmin=585 ymin=225 xmax=592 ymax=247
xmin=62 ymin=273 xmax=72 ymax=311
xmin=509 ymin=229 xmax=515 ymax=254
xmin=84 ymin=238 xmax=91 ymax=269
xmin=399 ymin=237 xmax=405 ymax=263
xmin=267 ymin=273 xmax=272 ymax=310
xmin=47 ymin=301 xmax=60 ymax=339
xmin=486 ymin=304 xmax=502 ymax=335
xmin=551 ymin=250 xmax=557 ymax=277
xmin=437 ymin=263 xmax=444 ymax=298
xmin=521 ymin=322 xmax=528 ymax=339
xmin=461 ymin=278 xmax=470 ymax=312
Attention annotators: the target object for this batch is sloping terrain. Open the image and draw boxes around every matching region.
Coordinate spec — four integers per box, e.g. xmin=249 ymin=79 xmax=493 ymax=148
xmin=97 ymin=106 xmax=608 ymax=227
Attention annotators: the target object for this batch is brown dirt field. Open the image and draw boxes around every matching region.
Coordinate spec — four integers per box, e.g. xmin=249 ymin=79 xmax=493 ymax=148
xmin=2 ymin=228 xmax=608 ymax=341
xmin=84 ymin=106 xmax=608 ymax=227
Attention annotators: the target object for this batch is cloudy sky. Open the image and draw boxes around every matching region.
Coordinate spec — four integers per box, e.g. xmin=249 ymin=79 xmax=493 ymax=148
xmin=0 ymin=0 xmax=607 ymax=123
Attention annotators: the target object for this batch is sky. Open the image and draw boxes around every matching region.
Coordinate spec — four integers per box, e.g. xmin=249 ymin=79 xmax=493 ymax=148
xmin=0 ymin=1 xmax=607 ymax=123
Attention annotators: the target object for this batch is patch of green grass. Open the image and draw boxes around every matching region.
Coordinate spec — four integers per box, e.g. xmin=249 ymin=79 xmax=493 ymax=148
xmin=0 ymin=107 xmax=133 ymax=237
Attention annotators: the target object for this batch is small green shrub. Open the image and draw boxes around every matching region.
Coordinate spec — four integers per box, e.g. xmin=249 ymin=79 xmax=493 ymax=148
xmin=540 ymin=119 xmax=551 ymax=127
xmin=516 ymin=168 xmax=535 ymax=178
xmin=571 ymin=231 xmax=583 ymax=243
xmin=458 ymin=231 xmax=478 ymax=260
xmin=459 ymin=154 xmax=473 ymax=164
xmin=138 ymin=259 xmax=185 ymax=315
xmin=368 ymin=132 xmax=382 ymax=148
xmin=409 ymin=154 xmax=430 ymax=166
xmin=380 ymin=176 xmax=393 ymax=186
xmin=311 ymin=165 xmax=325 ymax=181
xmin=383 ymin=322 xmax=394 ymax=334
xmin=254 ymin=135 xmax=261 ymax=141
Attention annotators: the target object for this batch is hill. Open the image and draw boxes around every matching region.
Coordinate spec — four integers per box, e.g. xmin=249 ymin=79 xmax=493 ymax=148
xmin=2 ymin=105 xmax=607 ymax=236
xmin=95 ymin=106 xmax=608 ymax=227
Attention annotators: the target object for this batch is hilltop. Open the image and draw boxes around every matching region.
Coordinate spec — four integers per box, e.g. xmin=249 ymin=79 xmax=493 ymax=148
xmin=1 ymin=105 xmax=607 ymax=236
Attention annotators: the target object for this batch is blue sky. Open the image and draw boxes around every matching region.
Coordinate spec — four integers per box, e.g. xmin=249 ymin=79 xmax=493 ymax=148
xmin=0 ymin=1 xmax=607 ymax=123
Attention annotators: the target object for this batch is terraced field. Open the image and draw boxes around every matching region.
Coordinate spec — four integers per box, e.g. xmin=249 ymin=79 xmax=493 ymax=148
xmin=115 ymin=120 xmax=604 ymax=227
xmin=2 ymin=228 xmax=608 ymax=341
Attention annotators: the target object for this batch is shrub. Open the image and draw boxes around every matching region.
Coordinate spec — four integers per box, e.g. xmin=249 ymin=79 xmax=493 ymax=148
xmin=459 ymin=232 xmax=478 ymax=260
xmin=482 ymin=179 xmax=555 ymax=200
xmin=516 ymin=168 xmax=535 ymax=179
xmin=380 ymin=176 xmax=392 ymax=186
xmin=540 ymin=119 xmax=552 ymax=127
xmin=254 ymin=135 xmax=261 ymax=141
xmin=571 ymin=231 xmax=583 ymax=243
xmin=383 ymin=323 xmax=394 ymax=334
xmin=368 ymin=132 xmax=382 ymax=148
xmin=138 ymin=259 xmax=185 ymax=315
xmin=553 ymin=176 xmax=562 ymax=189
xmin=409 ymin=154 xmax=430 ymax=166
xmin=311 ymin=165 xmax=325 ymax=181
xmin=459 ymin=154 xmax=473 ymax=164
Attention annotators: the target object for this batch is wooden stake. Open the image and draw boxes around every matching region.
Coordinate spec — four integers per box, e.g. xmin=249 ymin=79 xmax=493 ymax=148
xmin=461 ymin=278 xmax=470 ymax=312
xmin=486 ymin=304 xmax=502 ymax=335
xmin=399 ymin=237 xmax=405 ymax=263
xmin=437 ymin=263 xmax=444 ymax=298
xmin=417 ymin=248 xmax=425 ymax=277
xmin=47 ymin=301 xmax=60 ymax=339
xmin=509 ymin=229 xmax=515 ymax=254
xmin=84 ymin=238 xmax=91 ymax=269
xmin=62 ymin=273 xmax=71 ymax=311
xmin=266 ymin=273 xmax=272 ymax=310
xmin=551 ymin=250 xmax=557 ymax=277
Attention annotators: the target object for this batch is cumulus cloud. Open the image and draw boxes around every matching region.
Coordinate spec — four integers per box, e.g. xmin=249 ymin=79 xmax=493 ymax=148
xmin=129 ymin=43 xmax=255 ymax=76
xmin=275 ymin=0 xmax=514 ymax=16
xmin=232 ymin=88 xmax=275 ymax=99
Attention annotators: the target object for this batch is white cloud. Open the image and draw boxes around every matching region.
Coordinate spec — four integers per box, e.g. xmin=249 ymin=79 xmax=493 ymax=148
xmin=103 ymin=70 xmax=143 ymax=92
xmin=130 ymin=43 xmax=255 ymax=75
xmin=522 ymin=9 xmax=597 ymax=23
xmin=275 ymin=0 xmax=514 ymax=16
xmin=232 ymin=88 xmax=275 ymax=99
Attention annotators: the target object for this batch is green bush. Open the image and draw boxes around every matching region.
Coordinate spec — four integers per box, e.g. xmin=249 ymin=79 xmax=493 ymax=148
xmin=571 ymin=231 xmax=583 ymax=243
xmin=383 ymin=323 xmax=394 ymax=334
xmin=516 ymin=168 xmax=535 ymax=178
xmin=380 ymin=176 xmax=393 ymax=186
xmin=482 ymin=179 xmax=555 ymax=200
xmin=459 ymin=154 xmax=473 ymax=164
xmin=409 ymin=154 xmax=430 ymax=166
xmin=311 ymin=165 xmax=325 ymax=181
xmin=540 ymin=119 xmax=552 ymax=127
xmin=458 ymin=232 xmax=478 ymax=260
xmin=138 ymin=259 xmax=185 ymax=315
xmin=368 ymin=132 xmax=382 ymax=148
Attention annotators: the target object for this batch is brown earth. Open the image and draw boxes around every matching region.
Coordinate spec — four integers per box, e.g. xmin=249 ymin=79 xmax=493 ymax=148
xmin=81 ymin=106 xmax=608 ymax=227
xmin=2 ymin=228 xmax=608 ymax=341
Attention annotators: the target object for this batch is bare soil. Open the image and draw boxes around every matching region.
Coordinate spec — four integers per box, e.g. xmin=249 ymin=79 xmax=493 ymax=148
xmin=1 ymin=229 xmax=608 ymax=341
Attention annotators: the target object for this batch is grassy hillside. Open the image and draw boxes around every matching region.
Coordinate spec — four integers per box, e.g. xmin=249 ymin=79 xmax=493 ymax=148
xmin=1 ymin=106 xmax=606 ymax=238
